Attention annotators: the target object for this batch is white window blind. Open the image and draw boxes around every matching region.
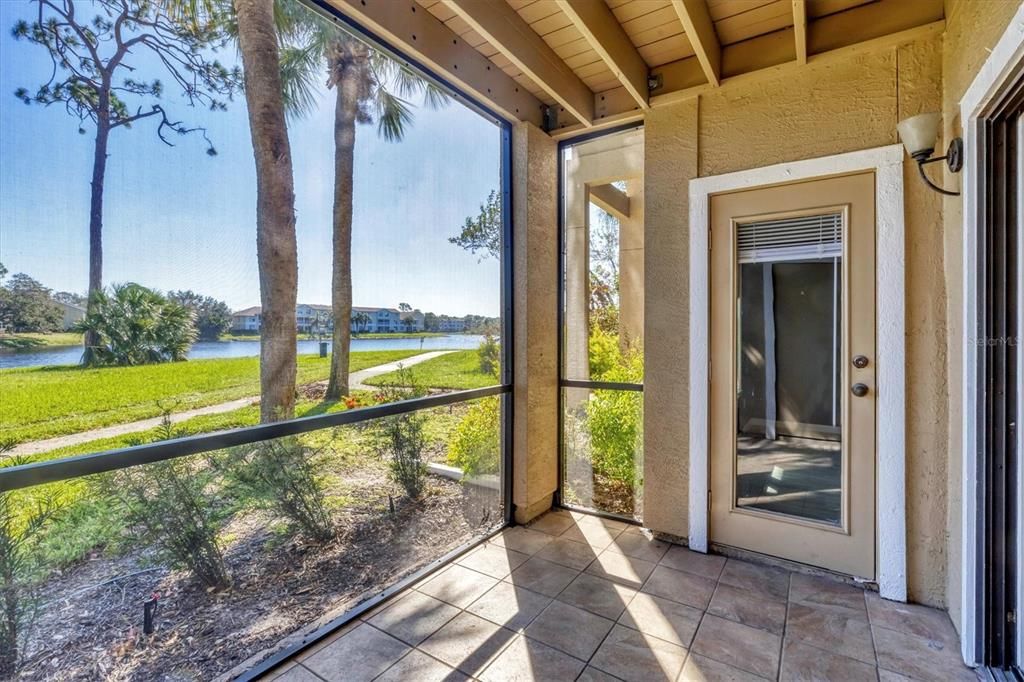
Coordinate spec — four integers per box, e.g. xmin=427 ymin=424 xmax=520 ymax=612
xmin=737 ymin=212 xmax=843 ymax=263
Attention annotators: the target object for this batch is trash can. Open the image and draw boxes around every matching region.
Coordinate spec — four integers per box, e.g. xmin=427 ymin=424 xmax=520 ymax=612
xmin=319 ymin=341 xmax=328 ymax=358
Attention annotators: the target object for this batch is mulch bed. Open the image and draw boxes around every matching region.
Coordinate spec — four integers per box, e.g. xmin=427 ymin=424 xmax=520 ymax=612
xmin=18 ymin=474 xmax=499 ymax=681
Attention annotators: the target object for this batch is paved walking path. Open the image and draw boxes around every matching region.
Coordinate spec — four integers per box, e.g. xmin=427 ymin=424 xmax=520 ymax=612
xmin=9 ymin=350 xmax=455 ymax=457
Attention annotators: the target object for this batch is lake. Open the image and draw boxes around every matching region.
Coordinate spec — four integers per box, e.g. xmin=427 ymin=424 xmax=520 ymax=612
xmin=0 ymin=335 xmax=485 ymax=370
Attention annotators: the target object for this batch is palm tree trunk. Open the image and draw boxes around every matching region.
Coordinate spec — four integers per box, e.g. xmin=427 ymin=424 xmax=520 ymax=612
xmin=234 ymin=0 xmax=298 ymax=422
xmin=326 ymin=44 xmax=365 ymax=400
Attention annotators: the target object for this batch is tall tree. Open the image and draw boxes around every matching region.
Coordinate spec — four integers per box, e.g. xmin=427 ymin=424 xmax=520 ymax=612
xmin=168 ymin=290 xmax=233 ymax=340
xmin=233 ymin=0 xmax=298 ymax=421
xmin=277 ymin=18 xmax=445 ymax=400
xmin=12 ymin=0 xmax=239 ymax=348
xmin=449 ymin=189 xmax=501 ymax=261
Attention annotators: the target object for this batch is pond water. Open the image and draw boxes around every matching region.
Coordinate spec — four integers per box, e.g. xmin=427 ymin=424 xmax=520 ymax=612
xmin=0 ymin=335 xmax=485 ymax=370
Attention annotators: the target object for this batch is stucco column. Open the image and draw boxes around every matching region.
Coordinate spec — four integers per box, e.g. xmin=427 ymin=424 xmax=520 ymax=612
xmin=512 ymin=121 xmax=558 ymax=524
xmin=619 ymin=178 xmax=644 ymax=349
xmin=564 ymin=173 xmax=590 ymax=382
xmin=643 ymin=100 xmax=698 ymax=539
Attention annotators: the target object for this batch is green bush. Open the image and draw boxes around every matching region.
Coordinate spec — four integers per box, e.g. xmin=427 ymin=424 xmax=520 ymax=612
xmin=0 ymin=445 xmax=61 ymax=677
xmin=77 ymin=283 xmax=197 ymax=366
xmin=477 ymin=333 xmax=500 ymax=378
xmin=447 ymin=397 xmax=500 ymax=478
xmin=100 ymin=412 xmax=231 ymax=589
xmin=372 ymin=366 xmax=429 ymax=499
xmin=584 ymin=338 xmax=643 ymax=488
xmin=218 ymin=436 xmax=334 ymax=543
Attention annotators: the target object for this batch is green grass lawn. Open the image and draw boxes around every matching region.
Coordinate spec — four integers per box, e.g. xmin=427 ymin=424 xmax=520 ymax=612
xmin=0 ymin=332 xmax=83 ymax=350
xmin=0 ymin=350 xmax=424 ymax=444
xmin=364 ymin=350 xmax=498 ymax=390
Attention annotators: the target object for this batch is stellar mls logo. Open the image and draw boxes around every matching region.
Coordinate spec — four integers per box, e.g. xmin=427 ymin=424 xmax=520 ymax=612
xmin=971 ymin=335 xmax=1022 ymax=347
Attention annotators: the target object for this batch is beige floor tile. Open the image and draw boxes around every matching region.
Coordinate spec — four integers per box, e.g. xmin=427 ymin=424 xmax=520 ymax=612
xmin=877 ymin=668 xmax=913 ymax=682
xmin=691 ymin=614 xmax=782 ymax=679
xmin=375 ymin=649 xmax=468 ymax=682
xmin=419 ymin=612 xmax=517 ymax=676
xmin=707 ymin=583 xmax=787 ymax=635
xmin=466 ymin=581 xmax=552 ymax=631
xmin=606 ymin=531 xmax=672 ymax=563
xmin=526 ymin=510 xmax=577 ymax=536
xmin=717 ymin=560 xmax=791 ymax=602
xmin=524 ymin=599 xmax=615 ymax=661
xmin=789 ymin=573 xmax=867 ymax=619
xmin=578 ymin=666 xmax=622 ymax=682
xmin=866 ymin=591 xmax=960 ymax=647
xmin=368 ymin=590 xmax=460 ymax=646
xmin=785 ymin=603 xmax=875 ymax=665
xmin=873 ymin=625 xmax=976 ymax=681
xmin=779 ymin=639 xmax=877 ymax=681
xmin=490 ymin=527 xmax=556 ymax=555
xmin=479 ymin=634 xmax=587 ymax=682
xmin=659 ymin=546 xmax=726 ymax=581
xmin=679 ymin=654 xmax=769 ymax=681
xmin=458 ymin=543 xmax=530 ymax=580
xmin=294 ymin=618 xmax=362 ymax=661
xmin=268 ymin=663 xmax=320 ymax=682
xmin=641 ymin=565 xmax=717 ymax=610
xmin=418 ymin=564 xmax=499 ymax=608
xmin=560 ymin=517 xmax=624 ymax=550
xmin=617 ymin=592 xmax=702 ymax=648
xmin=505 ymin=556 xmax=580 ymax=597
xmin=302 ymin=622 xmax=410 ymax=682
xmin=535 ymin=536 xmax=601 ymax=570
xmin=557 ymin=572 xmax=637 ymax=620
xmin=586 ymin=550 xmax=656 ymax=588
xmin=590 ymin=624 xmax=687 ymax=682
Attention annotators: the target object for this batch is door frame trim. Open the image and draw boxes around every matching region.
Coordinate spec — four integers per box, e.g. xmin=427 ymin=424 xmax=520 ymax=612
xmin=959 ymin=4 xmax=1024 ymax=667
xmin=687 ymin=145 xmax=907 ymax=600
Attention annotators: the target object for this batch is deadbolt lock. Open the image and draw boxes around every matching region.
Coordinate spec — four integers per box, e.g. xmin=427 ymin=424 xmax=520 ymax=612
xmin=852 ymin=355 xmax=869 ymax=369
xmin=851 ymin=383 xmax=870 ymax=397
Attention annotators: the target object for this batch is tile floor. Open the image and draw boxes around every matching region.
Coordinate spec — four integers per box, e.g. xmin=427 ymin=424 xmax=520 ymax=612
xmin=262 ymin=510 xmax=975 ymax=681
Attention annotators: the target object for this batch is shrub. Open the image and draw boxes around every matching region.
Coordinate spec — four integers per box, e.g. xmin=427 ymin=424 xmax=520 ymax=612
xmin=218 ymin=436 xmax=334 ymax=543
xmin=372 ymin=366 xmax=429 ymax=499
xmin=477 ymin=333 xmax=500 ymax=378
xmin=0 ymin=445 xmax=61 ymax=677
xmin=447 ymin=397 xmax=500 ymax=478
xmin=77 ymin=283 xmax=197 ymax=366
xmin=100 ymin=411 xmax=231 ymax=589
xmin=585 ymin=342 xmax=643 ymax=488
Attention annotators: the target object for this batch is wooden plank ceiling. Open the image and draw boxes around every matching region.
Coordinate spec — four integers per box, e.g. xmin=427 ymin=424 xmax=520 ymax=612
xmin=326 ymin=0 xmax=945 ymax=135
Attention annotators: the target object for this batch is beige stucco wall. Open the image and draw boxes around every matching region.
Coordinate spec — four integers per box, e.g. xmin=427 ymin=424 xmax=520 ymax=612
xmin=940 ymin=0 xmax=1022 ymax=631
xmin=643 ymin=33 xmax=952 ymax=605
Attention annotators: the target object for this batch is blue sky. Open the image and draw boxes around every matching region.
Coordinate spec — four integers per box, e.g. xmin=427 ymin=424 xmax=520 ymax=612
xmin=0 ymin=1 xmax=502 ymax=316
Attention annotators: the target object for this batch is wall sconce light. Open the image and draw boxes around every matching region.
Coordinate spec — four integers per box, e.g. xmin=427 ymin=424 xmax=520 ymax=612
xmin=897 ymin=112 xmax=963 ymax=196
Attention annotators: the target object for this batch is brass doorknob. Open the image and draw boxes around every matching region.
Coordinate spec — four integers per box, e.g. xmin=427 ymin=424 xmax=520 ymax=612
xmin=851 ymin=383 xmax=869 ymax=397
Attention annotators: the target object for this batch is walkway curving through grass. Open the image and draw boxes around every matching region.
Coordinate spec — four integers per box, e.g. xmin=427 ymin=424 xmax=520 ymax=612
xmin=0 ymin=350 xmax=435 ymax=448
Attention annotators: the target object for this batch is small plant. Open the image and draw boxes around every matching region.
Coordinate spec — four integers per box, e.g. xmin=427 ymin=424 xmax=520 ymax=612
xmin=585 ymin=344 xmax=644 ymax=488
xmin=372 ymin=366 xmax=429 ymax=499
xmin=448 ymin=397 xmax=500 ymax=478
xmin=218 ymin=436 xmax=334 ymax=543
xmin=477 ymin=333 xmax=500 ymax=378
xmin=100 ymin=411 xmax=231 ymax=589
xmin=0 ymin=443 xmax=61 ymax=677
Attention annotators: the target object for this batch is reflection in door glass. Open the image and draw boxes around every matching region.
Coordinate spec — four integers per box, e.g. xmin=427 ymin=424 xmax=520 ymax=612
xmin=735 ymin=213 xmax=843 ymax=526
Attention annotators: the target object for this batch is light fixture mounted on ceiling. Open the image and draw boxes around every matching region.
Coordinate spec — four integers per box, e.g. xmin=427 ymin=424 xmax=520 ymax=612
xmin=897 ymin=112 xmax=963 ymax=196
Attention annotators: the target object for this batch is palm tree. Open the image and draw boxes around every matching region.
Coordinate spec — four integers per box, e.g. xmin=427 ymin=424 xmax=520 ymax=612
xmin=232 ymin=0 xmax=299 ymax=421
xmin=281 ymin=20 xmax=446 ymax=400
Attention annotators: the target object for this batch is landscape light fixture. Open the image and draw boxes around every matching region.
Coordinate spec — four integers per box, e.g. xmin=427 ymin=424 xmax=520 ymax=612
xmin=897 ymin=112 xmax=963 ymax=196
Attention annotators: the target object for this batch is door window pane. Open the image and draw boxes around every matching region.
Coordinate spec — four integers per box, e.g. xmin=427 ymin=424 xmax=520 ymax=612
xmin=735 ymin=214 xmax=843 ymax=526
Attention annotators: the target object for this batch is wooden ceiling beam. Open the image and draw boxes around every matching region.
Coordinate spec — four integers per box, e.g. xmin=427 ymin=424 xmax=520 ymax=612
xmin=793 ymin=0 xmax=808 ymax=64
xmin=556 ymin=0 xmax=650 ymax=109
xmin=441 ymin=0 xmax=595 ymax=126
xmin=671 ymin=0 xmax=721 ymax=86
xmin=589 ymin=183 xmax=631 ymax=220
xmin=323 ymin=0 xmax=544 ymax=127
